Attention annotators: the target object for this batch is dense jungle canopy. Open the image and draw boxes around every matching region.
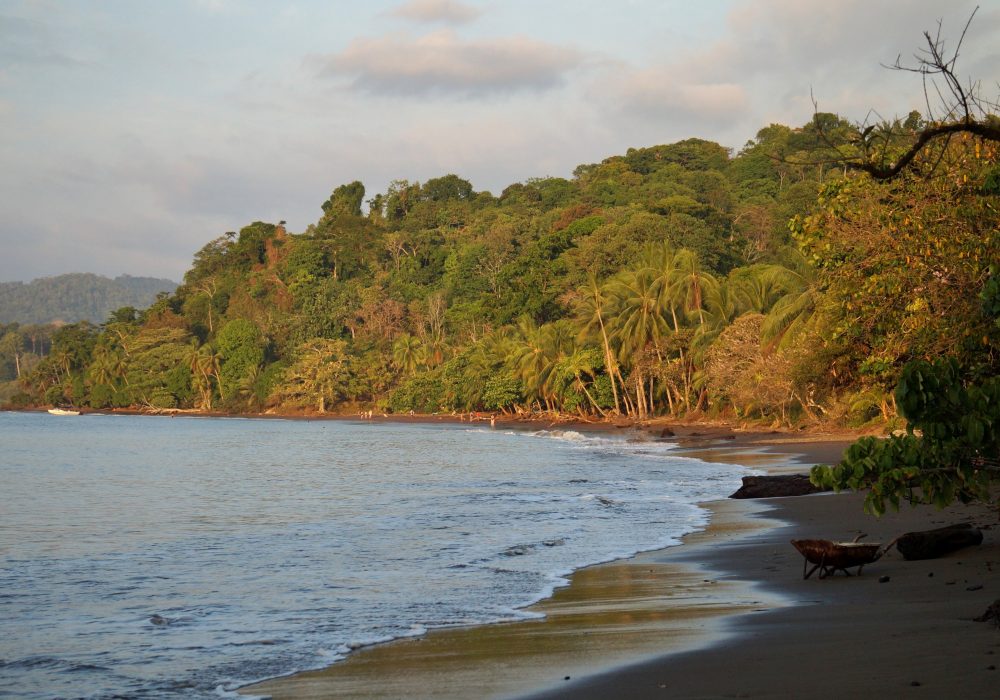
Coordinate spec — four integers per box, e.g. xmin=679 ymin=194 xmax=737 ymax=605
xmin=3 ymin=111 xmax=996 ymax=436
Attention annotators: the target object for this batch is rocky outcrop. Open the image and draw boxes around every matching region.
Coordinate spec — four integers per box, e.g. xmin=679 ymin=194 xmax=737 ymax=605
xmin=729 ymin=474 xmax=831 ymax=499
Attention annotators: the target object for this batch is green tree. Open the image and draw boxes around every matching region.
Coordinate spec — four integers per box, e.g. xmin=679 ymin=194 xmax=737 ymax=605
xmin=322 ymin=181 xmax=366 ymax=218
xmin=392 ymin=333 xmax=427 ymax=375
xmin=813 ymin=358 xmax=1000 ymax=515
xmin=215 ymin=319 xmax=264 ymax=402
xmin=272 ymin=339 xmax=352 ymax=413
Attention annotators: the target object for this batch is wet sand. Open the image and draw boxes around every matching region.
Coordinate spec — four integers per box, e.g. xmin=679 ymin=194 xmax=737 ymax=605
xmin=243 ymin=431 xmax=999 ymax=699
xmin=526 ymin=491 xmax=1000 ymax=700
xmin=244 ymin=498 xmax=785 ymax=700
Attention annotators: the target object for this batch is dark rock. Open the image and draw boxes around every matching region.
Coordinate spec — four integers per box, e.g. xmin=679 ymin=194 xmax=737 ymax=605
xmin=968 ymin=584 xmax=984 ymax=591
xmin=729 ymin=474 xmax=831 ymax=499
xmin=658 ymin=427 xmax=675 ymax=438
xmin=879 ymin=575 xmax=891 ymax=583
xmin=974 ymin=599 xmax=1000 ymax=626
xmin=894 ymin=523 xmax=983 ymax=561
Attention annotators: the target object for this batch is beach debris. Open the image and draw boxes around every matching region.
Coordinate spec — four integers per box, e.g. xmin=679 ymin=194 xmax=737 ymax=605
xmin=893 ymin=523 xmax=983 ymax=561
xmin=879 ymin=575 xmax=891 ymax=583
xmin=729 ymin=474 xmax=830 ymax=499
xmin=968 ymin=584 xmax=985 ymax=591
xmin=974 ymin=600 xmax=1000 ymax=627
xmin=790 ymin=535 xmax=885 ymax=579
xmin=149 ymin=614 xmax=169 ymax=626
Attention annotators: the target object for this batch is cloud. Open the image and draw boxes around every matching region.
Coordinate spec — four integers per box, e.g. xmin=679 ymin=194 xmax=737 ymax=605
xmin=0 ymin=14 xmax=82 ymax=68
xmin=313 ymin=29 xmax=585 ymax=97
xmin=591 ymin=0 xmax=994 ymax=147
xmin=389 ymin=0 xmax=482 ymax=25
xmin=608 ymin=70 xmax=748 ymax=127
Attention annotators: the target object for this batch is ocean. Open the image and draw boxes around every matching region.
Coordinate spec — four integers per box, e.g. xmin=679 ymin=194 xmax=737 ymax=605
xmin=0 ymin=411 xmax=751 ymax=699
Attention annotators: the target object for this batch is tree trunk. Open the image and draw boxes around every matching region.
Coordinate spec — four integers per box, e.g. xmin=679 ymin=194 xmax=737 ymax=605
xmin=617 ymin=367 xmax=634 ymax=416
xmin=597 ymin=314 xmax=620 ymax=414
xmin=895 ymin=524 xmax=983 ymax=560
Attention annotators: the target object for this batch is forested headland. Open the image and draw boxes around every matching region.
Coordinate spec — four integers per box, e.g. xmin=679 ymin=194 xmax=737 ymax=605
xmin=4 ymin=111 xmax=996 ymax=431
xmin=0 ymin=274 xmax=178 ymax=326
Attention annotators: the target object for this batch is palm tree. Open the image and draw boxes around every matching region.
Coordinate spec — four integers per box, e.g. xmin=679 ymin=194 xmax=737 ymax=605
xmin=606 ymin=268 xmax=668 ymax=418
xmin=729 ymin=263 xmax=798 ymax=314
xmin=759 ymin=252 xmax=820 ymax=348
xmin=187 ymin=342 xmax=220 ymax=410
xmin=642 ymin=242 xmax=685 ymax=333
xmin=668 ymin=248 xmax=715 ymax=327
xmin=88 ymin=346 xmax=121 ymax=388
xmin=507 ymin=317 xmax=567 ymax=412
xmin=392 ymin=334 xmax=427 ymax=375
xmin=553 ymin=347 xmax=608 ymax=417
xmin=574 ymin=272 xmax=621 ymax=414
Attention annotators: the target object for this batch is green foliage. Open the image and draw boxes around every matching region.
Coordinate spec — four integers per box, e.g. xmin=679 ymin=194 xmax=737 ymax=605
xmin=215 ymin=319 xmax=264 ymax=401
xmin=322 ymin=181 xmax=366 ymax=218
xmin=482 ymin=374 xmax=523 ymax=412
xmin=17 ymin=111 xmax=992 ymax=426
xmin=813 ymin=358 xmax=1000 ymax=515
xmin=389 ymin=371 xmax=445 ymax=414
xmin=421 ymin=174 xmax=474 ymax=202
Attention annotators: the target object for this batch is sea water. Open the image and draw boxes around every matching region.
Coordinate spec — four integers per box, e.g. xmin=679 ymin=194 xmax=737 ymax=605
xmin=0 ymin=412 xmax=752 ymax=699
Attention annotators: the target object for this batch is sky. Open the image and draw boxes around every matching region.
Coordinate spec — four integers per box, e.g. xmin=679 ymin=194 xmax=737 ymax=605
xmin=2 ymin=0 xmax=998 ymax=283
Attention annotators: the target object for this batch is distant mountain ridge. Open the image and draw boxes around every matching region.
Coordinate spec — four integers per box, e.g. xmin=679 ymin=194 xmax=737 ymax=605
xmin=0 ymin=273 xmax=178 ymax=325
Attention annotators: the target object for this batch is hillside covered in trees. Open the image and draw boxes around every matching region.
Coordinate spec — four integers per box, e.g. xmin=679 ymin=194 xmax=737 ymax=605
xmin=4 ymin=107 xmax=997 ymax=433
xmin=0 ymin=274 xmax=177 ymax=325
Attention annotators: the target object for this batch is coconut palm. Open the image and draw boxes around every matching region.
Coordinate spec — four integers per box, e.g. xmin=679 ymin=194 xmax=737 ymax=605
xmin=187 ymin=342 xmax=220 ymax=409
xmin=759 ymin=252 xmax=820 ymax=348
xmin=606 ymin=268 xmax=668 ymax=418
xmin=88 ymin=346 xmax=122 ymax=388
xmin=668 ymin=248 xmax=715 ymax=327
xmin=392 ymin=333 xmax=427 ymax=375
xmin=507 ymin=317 xmax=569 ymax=411
xmin=574 ymin=272 xmax=621 ymax=414
xmin=552 ymin=346 xmax=608 ymax=417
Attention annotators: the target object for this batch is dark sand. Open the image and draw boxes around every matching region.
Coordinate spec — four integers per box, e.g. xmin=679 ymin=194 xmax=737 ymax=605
xmin=244 ymin=432 xmax=1000 ymax=699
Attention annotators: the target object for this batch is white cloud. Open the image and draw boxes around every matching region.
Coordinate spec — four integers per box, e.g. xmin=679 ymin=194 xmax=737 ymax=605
xmin=390 ymin=0 xmax=482 ymax=25
xmin=313 ymin=29 xmax=586 ymax=97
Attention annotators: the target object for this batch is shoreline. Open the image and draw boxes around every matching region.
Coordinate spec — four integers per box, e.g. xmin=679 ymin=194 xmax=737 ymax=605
xmin=20 ymin=404 xmax=867 ymax=463
xmin=240 ymin=432 xmax=862 ymax=699
xmin=524 ymin=492 xmax=999 ymax=699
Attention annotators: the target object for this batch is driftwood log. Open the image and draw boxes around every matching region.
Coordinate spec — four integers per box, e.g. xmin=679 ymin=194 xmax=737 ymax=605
xmin=893 ymin=523 xmax=983 ymax=561
xmin=729 ymin=474 xmax=831 ymax=499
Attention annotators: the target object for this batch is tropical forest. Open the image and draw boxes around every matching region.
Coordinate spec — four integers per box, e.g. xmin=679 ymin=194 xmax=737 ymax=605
xmin=3 ymin=34 xmax=999 ymax=493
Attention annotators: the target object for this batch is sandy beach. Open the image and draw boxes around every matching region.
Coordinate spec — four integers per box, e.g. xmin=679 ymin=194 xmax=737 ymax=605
xmin=243 ymin=430 xmax=999 ymax=699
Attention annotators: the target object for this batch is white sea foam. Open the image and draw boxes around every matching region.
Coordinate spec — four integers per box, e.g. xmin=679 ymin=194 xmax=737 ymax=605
xmin=1 ymin=413 xmax=751 ymax=699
